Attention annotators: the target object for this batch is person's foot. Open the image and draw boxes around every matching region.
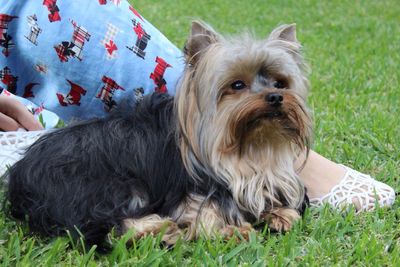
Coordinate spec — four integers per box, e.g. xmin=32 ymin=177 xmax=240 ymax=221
xmin=308 ymin=164 xmax=395 ymax=212
xmin=297 ymin=150 xmax=396 ymax=212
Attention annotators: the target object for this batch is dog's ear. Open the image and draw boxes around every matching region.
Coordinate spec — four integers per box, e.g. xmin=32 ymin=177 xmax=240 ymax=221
xmin=267 ymin=24 xmax=299 ymax=43
xmin=184 ymin=21 xmax=219 ymax=65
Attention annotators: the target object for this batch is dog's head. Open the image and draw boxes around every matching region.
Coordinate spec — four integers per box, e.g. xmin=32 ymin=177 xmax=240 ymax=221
xmin=176 ymin=21 xmax=312 ymax=213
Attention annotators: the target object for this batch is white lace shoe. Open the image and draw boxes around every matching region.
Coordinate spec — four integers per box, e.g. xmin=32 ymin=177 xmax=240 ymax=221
xmin=309 ymin=165 xmax=396 ymax=212
xmin=0 ymin=130 xmax=48 ymax=177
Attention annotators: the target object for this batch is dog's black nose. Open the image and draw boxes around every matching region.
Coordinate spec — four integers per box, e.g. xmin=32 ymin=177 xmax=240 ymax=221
xmin=266 ymin=93 xmax=283 ymax=107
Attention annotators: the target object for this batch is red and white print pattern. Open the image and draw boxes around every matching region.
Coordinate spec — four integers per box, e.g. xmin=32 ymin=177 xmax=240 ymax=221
xmin=54 ymin=20 xmax=91 ymax=62
xmin=100 ymin=23 xmax=121 ymax=60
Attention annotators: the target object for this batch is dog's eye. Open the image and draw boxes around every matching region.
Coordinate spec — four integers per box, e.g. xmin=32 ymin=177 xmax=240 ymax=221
xmin=231 ymin=80 xmax=247 ymax=90
xmin=273 ymin=80 xmax=286 ymax=89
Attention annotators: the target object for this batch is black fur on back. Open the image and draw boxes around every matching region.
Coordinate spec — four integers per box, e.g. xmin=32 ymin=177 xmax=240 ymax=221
xmin=6 ymin=93 xmax=194 ymax=246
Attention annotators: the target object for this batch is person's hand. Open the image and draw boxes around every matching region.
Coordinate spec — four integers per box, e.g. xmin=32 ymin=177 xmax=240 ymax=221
xmin=0 ymin=95 xmax=43 ymax=131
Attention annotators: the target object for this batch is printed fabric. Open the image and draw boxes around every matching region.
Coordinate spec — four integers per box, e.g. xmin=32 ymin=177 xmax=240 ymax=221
xmin=0 ymin=0 xmax=185 ymax=125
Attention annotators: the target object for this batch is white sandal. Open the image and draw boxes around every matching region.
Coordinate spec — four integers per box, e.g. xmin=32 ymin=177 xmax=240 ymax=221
xmin=0 ymin=130 xmax=48 ymax=177
xmin=309 ymin=165 xmax=396 ymax=212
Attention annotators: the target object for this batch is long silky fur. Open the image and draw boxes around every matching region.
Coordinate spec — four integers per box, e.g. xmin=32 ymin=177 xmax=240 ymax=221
xmin=177 ymin=28 xmax=312 ymax=217
xmin=6 ymin=22 xmax=310 ymax=248
xmin=6 ymin=94 xmax=181 ymax=246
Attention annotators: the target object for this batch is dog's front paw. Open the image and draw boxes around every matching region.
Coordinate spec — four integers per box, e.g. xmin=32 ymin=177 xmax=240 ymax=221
xmin=262 ymin=208 xmax=300 ymax=232
xmin=123 ymin=215 xmax=183 ymax=246
xmin=220 ymin=223 xmax=254 ymax=241
xmin=159 ymin=221 xmax=183 ymax=246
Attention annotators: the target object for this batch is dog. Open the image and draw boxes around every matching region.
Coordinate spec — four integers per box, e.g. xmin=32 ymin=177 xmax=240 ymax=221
xmin=6 ymin=21 xmax=312 ymax=248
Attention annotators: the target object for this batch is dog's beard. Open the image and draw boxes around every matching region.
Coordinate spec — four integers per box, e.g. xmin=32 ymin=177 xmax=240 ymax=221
xmin=212 ymin=90 xmax=312 ymax=215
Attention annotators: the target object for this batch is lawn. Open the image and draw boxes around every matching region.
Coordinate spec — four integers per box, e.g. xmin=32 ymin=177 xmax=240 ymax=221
xmin=1 ymin=0 xmax=399 ymax=266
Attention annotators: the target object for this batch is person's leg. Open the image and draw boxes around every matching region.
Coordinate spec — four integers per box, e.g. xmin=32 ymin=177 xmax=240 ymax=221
xmin=297 ymin=150 xmax=396 ymax=211
xmin=297 ymin=150 xmax=346 ymax=199
xmin=0 ymin=1 xmax=184 ymax=122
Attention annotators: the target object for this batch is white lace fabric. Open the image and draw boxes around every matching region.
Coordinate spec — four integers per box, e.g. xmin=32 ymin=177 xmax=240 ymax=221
xmin=310 ymin=165 xmax=396 ymax=212
xmin=0 ymin=130 xmax=47 ymax=177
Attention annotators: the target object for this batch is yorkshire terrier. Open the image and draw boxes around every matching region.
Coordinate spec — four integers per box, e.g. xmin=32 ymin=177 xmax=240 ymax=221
xmin=6 ymin=21 xmax=312 ymax=247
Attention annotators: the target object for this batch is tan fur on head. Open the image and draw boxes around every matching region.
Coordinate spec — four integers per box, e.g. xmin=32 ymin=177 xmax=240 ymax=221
xmin=183 ymin=21 xmax=221 ymax=65
xmin=176 ymin=21 xmax=312 ymax=218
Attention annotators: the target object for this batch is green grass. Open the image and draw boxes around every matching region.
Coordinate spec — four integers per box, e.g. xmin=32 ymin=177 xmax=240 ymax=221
xmin=1 ymin=0 xmax=400 ymax=265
